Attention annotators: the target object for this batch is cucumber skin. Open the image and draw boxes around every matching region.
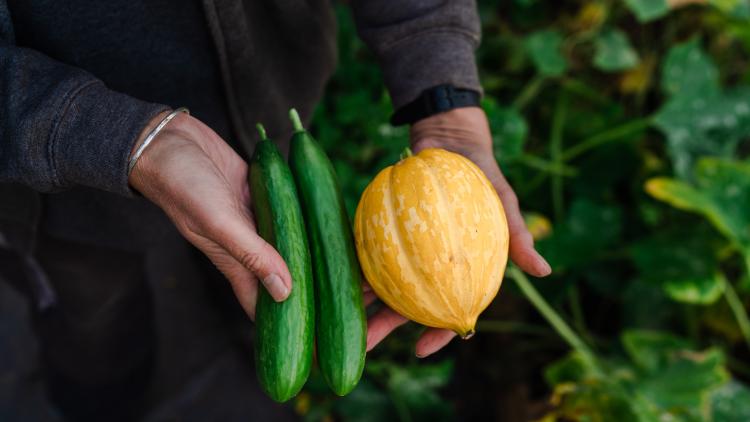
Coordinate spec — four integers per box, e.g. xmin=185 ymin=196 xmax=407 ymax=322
xmin=289 ymin=129 xmax=366 ymax=396
xmin=249 ymin=139 xmax=315 ymax=403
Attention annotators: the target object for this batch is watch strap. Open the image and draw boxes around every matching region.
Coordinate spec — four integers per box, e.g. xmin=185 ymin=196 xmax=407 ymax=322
xmin=391 ymin=84 xmax=481 ymax=126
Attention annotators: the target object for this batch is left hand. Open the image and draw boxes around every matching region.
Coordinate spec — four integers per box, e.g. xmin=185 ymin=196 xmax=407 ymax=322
xmin=365 ymin=106 xmax=552 ymax=358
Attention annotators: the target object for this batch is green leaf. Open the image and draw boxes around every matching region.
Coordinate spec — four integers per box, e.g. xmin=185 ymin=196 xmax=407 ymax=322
xmin=483 ymin=97 xmax=528 ymax=165
xmin=544 ymin=351 xmax=598 ymax=385
xmin=663 ymin=274 xmax=726 ymax=305
xmin=631 ymin=228 xmax=725 ymax=305
xmin=621 ymin=330 xmax=692 ymax=373
xmin=544 ymin=353 xmax=647 ymax=421
xmin=653 ymin=87 xmax=750 ymax=179
xmin=548 ymin=379 xmax=643 ymax=422
xmin=389 ymin=361 xmax=454 ymax=391
xmin=653 ymin=41 xmax=750 ymax=178
xmin=544 ymin=354 xmax=659 ymax=421
xmin=335 ymin=380 xmax=395 ymax=422
xmin=624 ymin=0 xmax=670 ymax=22
xmin=636 ymin=348 xmax=728 ymax=410
xmin=524 ymin=30 xmax=568 ymax=76
xmin=661 ymin=39 xmax=720 ymax=98
xmin=386 ymin=361 xmax=454 ymax=420
xmin=593 ymin=29 xmax=640 ymax=72
xmin=621 ymin=331 xmax=728 ymax=414
xmin=545 ymin=331 xmax=734 ymax=422
xmin=710 ymin=0 xmax=750 ymax=18
xmin=646 ymin=158 xmax=750 ymax=253
xmin=536 ymin=200 xmax=622 ymax=271
xmin=621 ymin=280 xmax=676 ymax=330
xmin=644 ymin=176 xmax=703 ymax=208
xmin=710 ymin=381 xmax=750 ymax=422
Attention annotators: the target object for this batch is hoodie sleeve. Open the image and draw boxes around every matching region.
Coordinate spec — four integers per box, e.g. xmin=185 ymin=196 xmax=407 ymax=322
xmin=0 ymin=2 xmax=169 ymax=195
xmin=351 ymin=0 xmax=482 ymax=110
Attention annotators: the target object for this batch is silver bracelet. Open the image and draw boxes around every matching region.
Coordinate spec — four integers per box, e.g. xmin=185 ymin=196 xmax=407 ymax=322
xmin=127 ymin=107 xmax=190 ymax=176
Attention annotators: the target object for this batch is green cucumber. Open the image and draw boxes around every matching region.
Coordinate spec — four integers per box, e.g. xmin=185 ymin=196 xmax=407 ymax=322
xmin=287 ymin=109 xmax=366 ymax=396
xmin=249 ymin=123 xmax=314 ymax=403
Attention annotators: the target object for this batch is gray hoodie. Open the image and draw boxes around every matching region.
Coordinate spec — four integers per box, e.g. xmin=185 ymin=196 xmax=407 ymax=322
xmin=0 ymin=0 xmax=481 ymax=254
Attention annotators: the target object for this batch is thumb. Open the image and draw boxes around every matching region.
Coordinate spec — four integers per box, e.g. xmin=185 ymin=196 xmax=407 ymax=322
xmin=212 ymin=215 xmax=293 ymax=302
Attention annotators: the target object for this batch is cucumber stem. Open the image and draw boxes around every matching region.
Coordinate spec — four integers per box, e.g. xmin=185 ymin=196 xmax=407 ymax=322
xmin=289 ymin=108 xmax=304 ymax=132
xmin=400 ymin=147 xmax=414 ymax=160
xmin=256 ymin=123 xmax=268 ymax=141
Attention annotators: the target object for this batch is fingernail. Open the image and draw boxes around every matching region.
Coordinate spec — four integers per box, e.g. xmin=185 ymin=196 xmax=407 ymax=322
xmin=535 ymin=252 xmax=552 ymax=276
xmin=262 ymin=274 xmax=289 ymax=301
xmin=415 ymin=351 xmax=426 ymax=359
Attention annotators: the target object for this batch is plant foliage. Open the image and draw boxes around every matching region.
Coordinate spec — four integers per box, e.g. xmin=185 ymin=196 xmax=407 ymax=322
xmin=302 ymin=1 xmax=750 ymax=420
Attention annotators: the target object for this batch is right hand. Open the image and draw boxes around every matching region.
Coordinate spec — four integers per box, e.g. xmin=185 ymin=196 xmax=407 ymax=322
xmin=364 ymin=107 xmax=552 ymax=358
xmin=128 ymin=111 xmax=291 ymax=319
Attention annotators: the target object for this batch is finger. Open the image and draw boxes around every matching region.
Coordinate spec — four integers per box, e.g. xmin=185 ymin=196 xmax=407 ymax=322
xmin=210 ymin=215 xmax=293 ymax=301
xmin=363 ymin=290 xmax=378 ymax=307
xmin=196 ymin=240 xmax=260 ymax=319
xmin=509 ymin=227 xmax=551 ymax=277
xmin=415 ymin=328 xmax=457 ymax=358
xmin=366 ymin=307 xmax=408 ymax=352
xmin=226 ymin=268 xmax=259 ymax=320
xmin=490 ymin=172 xmax=551 ymax=277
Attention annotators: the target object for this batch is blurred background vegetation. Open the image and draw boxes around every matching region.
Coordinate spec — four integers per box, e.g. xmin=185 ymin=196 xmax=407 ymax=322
xmin=301 ymin=1 xmax=750 ymax=420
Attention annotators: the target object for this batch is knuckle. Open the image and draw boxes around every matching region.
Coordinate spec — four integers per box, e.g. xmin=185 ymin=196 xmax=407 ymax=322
xmin=511 ymin=229 xmax=534 ymax=246
xmin=500 ymin=189 xmax=520 ymax=207
xmin=237 ymin=250 xmax=264 ymax=272
xmin=385 ymin=311 xmax=407 ymax=329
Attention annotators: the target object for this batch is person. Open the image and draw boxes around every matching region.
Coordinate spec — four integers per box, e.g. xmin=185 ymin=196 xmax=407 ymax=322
xmin=0 ymin=0 xmax=551 ymax=419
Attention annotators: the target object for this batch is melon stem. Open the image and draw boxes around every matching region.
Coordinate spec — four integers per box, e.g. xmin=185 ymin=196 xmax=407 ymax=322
xmin=400 ymin=147 xmax=413 ymax=160
xmin=460 ymin=329 xmax=475 ymax=340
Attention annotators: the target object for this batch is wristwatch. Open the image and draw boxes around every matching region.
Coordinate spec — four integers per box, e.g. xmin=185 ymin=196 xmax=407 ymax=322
xmin=390 ymin=84 xmax=481 ymax=126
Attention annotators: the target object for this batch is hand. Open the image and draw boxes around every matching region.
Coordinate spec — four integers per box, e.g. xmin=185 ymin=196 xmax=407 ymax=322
xmin=128 ymin=111 xmax=292 ymax=319
xmin=365 ymin=106 xmax=552 ymax=357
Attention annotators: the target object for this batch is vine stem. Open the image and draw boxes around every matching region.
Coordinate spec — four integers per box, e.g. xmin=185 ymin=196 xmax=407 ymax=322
xmin=508 ymin=266 xmax=600 ymax=370
xmin=568 ymin=286 xmax=592 ymax=345
xmin=518 ymin=172 xmax=549 ymax=196
xmin=561 ymin=78 xmax=610 ymax=106
xmin=723 ymin=278 xmax=750 ymax=350
xmin=512 ymin=75 xmax=546 ymax=111
xmin=390 ymin=393 xmax=412 ymax=422
xmin=518 ymin=154 xmax=577 ymax=177
xmin=561 ymin=118 xmax=652 ymax=162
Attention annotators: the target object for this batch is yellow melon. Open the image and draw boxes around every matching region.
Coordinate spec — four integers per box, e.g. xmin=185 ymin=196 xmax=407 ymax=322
xmin=353 ymin=148 xmax=509 ymax=338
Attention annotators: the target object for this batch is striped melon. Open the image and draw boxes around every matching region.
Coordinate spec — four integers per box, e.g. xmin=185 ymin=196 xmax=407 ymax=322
xmin=353 ymin=148 xmax=509 ymax=338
